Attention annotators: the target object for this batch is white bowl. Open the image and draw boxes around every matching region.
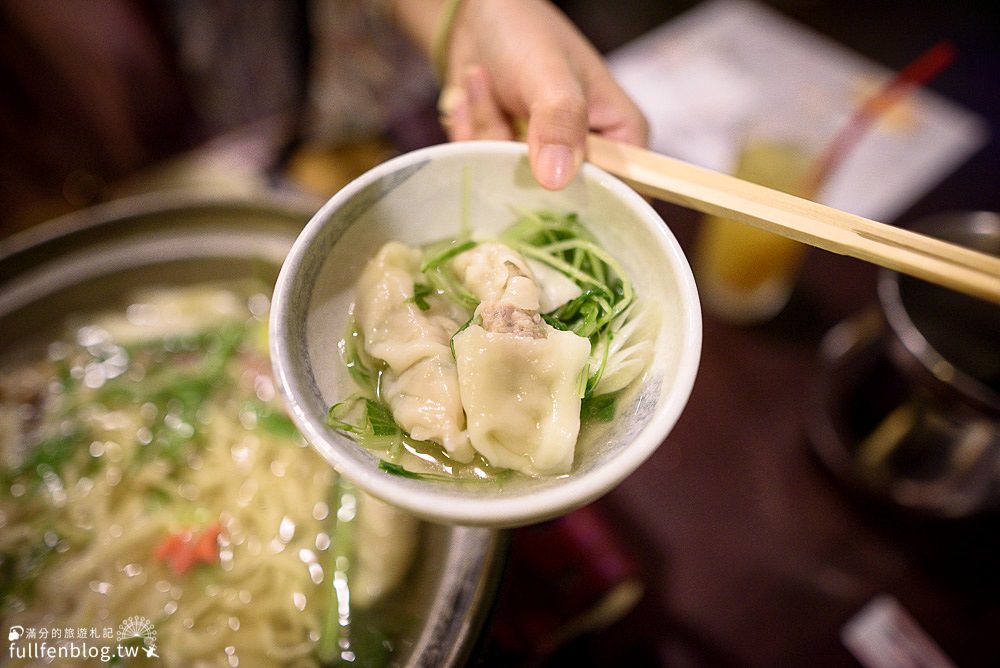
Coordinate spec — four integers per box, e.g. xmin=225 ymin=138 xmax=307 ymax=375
xmin=270 ymin=140 xmax=701 ymax=527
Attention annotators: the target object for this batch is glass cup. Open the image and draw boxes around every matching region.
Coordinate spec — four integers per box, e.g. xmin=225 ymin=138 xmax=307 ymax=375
xmin=692 ymin=124 xmax=822 ymax=325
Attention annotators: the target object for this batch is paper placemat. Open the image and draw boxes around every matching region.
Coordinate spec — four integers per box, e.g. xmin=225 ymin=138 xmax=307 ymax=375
xmin=608 ymin=0 xmax=989 ymax=222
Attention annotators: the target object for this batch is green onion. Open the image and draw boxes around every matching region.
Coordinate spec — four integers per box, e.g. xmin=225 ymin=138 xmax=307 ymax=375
xmin=576 ymin=365 xmax=590 ymax=399
xmin=449 ymin=316 xmax=474 ymax=359
xmin=424 ymin=265 xmax=480 ymax=311
xmin=341 ymin=320 xmax=378 ymax=396
xmin=586 ymin=331 xmax=612 ymax=395
xmin=541 ymin=313 xmax=569 ymax=331
xmin=511 ymin=242 xmax=606 ymax=291
xmin=408 ymin=282 xmax=434 ymax=311
xmin=378 ymin=460 xmax=512 ymax=484
xmin=420 ymin=239 xmax=477 ymax=272
xmin=378 ymin=460 xmax=457 ymax=482
xmin=318 ymin=478 xmax=357 ymax=664
xmin=327 ymin=395 xmax=369 ymax=435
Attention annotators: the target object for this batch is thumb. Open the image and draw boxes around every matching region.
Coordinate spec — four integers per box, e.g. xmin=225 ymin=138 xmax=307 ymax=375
xmin=526 ymin=85 xmax=588 ymax=190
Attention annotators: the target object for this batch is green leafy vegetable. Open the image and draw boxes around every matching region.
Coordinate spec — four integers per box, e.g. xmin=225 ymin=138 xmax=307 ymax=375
xmin=328 ymin=396 xmax=405 ymax=457
xmin=245 ymin=400 xmax=299 ymax=439
xmin=501 ymin=210 xmax=635 ymax=397
xmin=341 ymin=322 xmax=378 ymax=396
xmin=581 ymin=391 xmax=622 ymax=423
xmin=420 ymin=239 xmax=477 ymax=272
xmin=334 ymin=208 xmax=646 ymax=481
xmin=318 ymin=477 xmax=356 ymax=664
xmin=365 ymin=400 xmax=401 ymax=438
xmin=408 ymin=282 xmax=434 ymax=311
xmin=424 ymin=264 xmax=479 ymax=311
xmin=0 ymin=532 xmax=58 ymax=604
xmin=4 ymin=428 xmax=88 ymax=485
xmin=378 ymin=460 xmax=457 ymax=482
xmin=379 ymin=460 xmax=512 ymax=484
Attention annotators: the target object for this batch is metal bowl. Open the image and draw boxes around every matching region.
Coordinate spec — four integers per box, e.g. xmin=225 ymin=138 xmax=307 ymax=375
xmin=879 ymin=211 xmax=1000 ymax=416
xmin=0 ymin=192 xmax=506 ymax=667
xmin=810 ymin=211 xmax=1000 ymax=517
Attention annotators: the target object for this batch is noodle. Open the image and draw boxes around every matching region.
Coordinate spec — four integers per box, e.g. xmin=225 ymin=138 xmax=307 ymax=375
xmin=1 ymin=284 xmax=418 ymax=667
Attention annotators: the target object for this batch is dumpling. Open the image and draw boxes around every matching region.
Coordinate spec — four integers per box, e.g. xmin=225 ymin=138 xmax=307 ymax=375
xmin=452 ymin=243 xmax=591 ymax=476
xmin=451 ymin=242 xmax=540 ymax=311
xmin=453 ymin=325 xmax=590 ymax=475
xmin=354 ymin=242 xmax=473 ymax=462
xmin=451 ymin=241 xmax=581 ymax=313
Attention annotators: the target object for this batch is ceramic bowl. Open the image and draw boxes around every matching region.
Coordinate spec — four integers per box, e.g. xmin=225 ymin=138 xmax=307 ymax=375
xmin=270 ymin=140 xmax=701 ymax=527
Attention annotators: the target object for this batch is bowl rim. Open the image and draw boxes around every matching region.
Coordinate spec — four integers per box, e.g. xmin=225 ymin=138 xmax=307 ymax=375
xmin=270 ymin=140 xmax=702 ymax=526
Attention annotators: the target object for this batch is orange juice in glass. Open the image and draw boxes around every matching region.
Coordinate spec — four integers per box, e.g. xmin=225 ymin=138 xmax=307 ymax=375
xmin=693 ymin=138 xmax=818 ymax=324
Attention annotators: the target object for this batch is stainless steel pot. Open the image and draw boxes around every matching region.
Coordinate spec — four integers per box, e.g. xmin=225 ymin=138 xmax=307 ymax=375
xmin=0 ymin=192 xmax=506 ymax=667
xmin=879 ymin=211 xmax=1000 ymax=416
xmin=810 ymin=211 xmax=1000 ymax=517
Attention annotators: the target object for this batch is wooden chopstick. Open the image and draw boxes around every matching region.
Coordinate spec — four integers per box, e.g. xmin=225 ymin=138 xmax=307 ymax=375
xmin=586 ymin=134 xmax=1000 ymax=304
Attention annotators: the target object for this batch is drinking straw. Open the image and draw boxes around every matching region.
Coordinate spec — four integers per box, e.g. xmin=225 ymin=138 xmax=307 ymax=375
xmin=804 ymin=41 xmax=957 ymax=197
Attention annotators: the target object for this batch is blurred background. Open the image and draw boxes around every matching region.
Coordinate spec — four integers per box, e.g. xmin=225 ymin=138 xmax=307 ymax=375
xmin=2 ymin=0 xmax=999 ymax=230
xmin=2 ymin=0 xmax=999 ymax=666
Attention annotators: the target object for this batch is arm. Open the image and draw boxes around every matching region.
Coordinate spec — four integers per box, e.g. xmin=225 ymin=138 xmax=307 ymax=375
xmin=390 ymin=0 xmax=648 ymax=190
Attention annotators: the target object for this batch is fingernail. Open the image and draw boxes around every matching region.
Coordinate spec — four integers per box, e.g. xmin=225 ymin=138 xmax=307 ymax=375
xmin=537 ymin=144 xmax=574 ymax=189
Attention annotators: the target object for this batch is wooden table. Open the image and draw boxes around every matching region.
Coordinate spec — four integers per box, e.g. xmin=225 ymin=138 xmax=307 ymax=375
xmin=466 ymin=1 xmax=1000 ymax=666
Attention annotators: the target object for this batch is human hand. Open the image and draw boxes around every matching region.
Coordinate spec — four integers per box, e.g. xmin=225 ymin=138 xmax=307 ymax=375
xmin=395 ymin=0 xmax=648 ymax=190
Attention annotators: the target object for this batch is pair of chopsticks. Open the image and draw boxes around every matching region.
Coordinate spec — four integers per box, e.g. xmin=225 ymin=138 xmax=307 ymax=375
xmin=586 ymin=134 xmax=1000 ymax=305
xmin=585 ymin=41 xmax=999 ymax=305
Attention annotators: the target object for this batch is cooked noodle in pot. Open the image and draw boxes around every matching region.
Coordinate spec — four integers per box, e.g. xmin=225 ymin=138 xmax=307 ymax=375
xmin=0 ymin=283 xmax=418 ymax=667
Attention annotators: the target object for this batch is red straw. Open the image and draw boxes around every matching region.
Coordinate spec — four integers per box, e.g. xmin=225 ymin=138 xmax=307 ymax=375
xmin=805 ymin=40 xmax=956 ymax=197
